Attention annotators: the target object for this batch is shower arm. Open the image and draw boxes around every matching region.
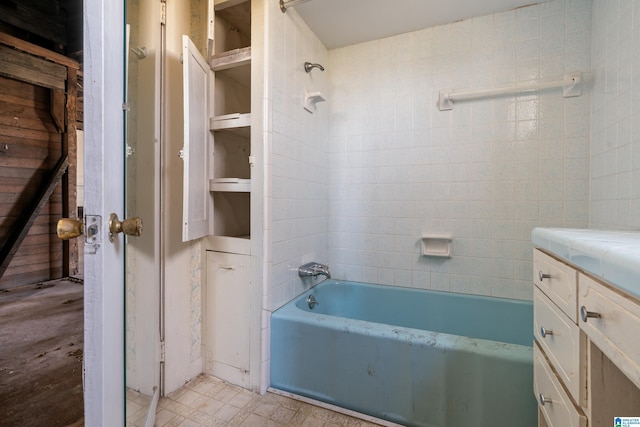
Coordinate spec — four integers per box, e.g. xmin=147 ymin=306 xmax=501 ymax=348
xmin=280 ymin=0 xmax=312 ymax=13
xmin=304 ymin=62 xmax=324 ymax=73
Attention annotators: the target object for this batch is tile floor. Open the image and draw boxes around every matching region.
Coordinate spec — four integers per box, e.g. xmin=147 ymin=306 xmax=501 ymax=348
xmin=127 ymin=374 xmax=387 ymax=427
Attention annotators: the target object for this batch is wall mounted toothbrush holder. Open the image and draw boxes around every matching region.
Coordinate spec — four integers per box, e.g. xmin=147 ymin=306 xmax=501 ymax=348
xmin=421 ymin=234 xmax=452 ymax=257
xmin=303 ymin=90 xmax=326 ymax=113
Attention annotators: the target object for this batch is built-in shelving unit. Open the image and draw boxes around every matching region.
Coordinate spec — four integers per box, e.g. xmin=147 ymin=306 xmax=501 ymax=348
xmin=182 ymin=0 xmax=260 ymax=392
xmin=210 ymin=0 xmax=252 ymax=247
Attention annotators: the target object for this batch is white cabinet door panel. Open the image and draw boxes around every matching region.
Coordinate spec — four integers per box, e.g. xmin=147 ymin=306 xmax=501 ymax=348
xmin=204 ymin=251 xmax=250 ymax=387
xmin=181 ymin=35 xmax=210 ymax=242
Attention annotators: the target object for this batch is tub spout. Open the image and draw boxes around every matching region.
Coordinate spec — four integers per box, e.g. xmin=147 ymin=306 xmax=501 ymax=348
xmin=298 ymin=262 xmax=331 ymax=280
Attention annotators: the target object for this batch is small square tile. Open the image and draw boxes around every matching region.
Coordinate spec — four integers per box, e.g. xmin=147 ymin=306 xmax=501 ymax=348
xmin=155 ymin=408 xmax=178 ymax=426
xmin=160 ymin=415 xmax=187 ymax=427
xmin=175 ymin=389 xmax=202 ymax=407
xmin=239 ymin=413 xmax=271 ymax=427
xmin=214 ymin=386 xmax=240 ymax=403
xmin=228 ymin=391 xmax=254 ymax=408
xmin=215 ymin=404 xmax=241 ymax=421
xmin=299 ymin=416 xmax=326 ymax=427
xmin=194 ymin=396 xmax=225 ymax=416
xmin=270 ymin=406 xmax=296 ymax=424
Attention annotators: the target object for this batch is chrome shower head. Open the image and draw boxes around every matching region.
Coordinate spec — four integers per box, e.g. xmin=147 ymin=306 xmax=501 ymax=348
xmin=304 ymin=62 xmax=325 ymax=73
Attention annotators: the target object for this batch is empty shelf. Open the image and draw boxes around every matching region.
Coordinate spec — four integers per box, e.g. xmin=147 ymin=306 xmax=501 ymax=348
xmin=214 ymin=0 xmax=249 ymax=10
xmin=206 ymin=235 xmax=250 ymax=255
xmin=210 ymin=113 xmax=251 ymax=135
xmin=210 ymin=47 xmax=251 ymax=71
xmin=210 ymin=178 xmax=251 ymax=192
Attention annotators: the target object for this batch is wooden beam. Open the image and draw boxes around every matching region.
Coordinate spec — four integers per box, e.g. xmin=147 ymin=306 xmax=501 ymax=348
xmin=63 ymin=67 xmax=78 ymax=276
xmin=0 ymin=155 xmax=68 ymax=279
xmin=0 ymin=45 xmax=66 ymax=90
xmin=0 ymin=32 xmax=80 ymax=69
xmin=51 ymin=89 xmax=65 ymax=133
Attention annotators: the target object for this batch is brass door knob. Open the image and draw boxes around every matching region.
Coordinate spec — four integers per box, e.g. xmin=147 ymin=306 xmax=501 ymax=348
xmin=57 ymin=218 xmax=84 ymax=240
xmin=109 ymin=213 xmax=143 ymax=240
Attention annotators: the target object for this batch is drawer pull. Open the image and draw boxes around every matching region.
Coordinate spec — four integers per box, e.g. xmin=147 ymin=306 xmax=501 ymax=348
xmin=580 ymin=306 xmax=601 ymax=322
xmin=539 ymin=393 xmax=552 ymax=406
xmin=219 ymin=264 xmax=236 ymax=270
xmin=540 ymin=326 xmax=553 ymax=338
xmin=538 ymin=270 xmax=552 ymax=281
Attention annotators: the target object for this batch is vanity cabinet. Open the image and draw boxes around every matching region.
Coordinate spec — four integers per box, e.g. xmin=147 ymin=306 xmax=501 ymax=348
xmin=533 ymin=248 xmax=640 ymax=427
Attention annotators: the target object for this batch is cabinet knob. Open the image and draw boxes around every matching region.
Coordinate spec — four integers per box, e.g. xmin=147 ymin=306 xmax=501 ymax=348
xmin=580 ymin=305 xmax=601 ymax=323
xmin=538 ymin=270 xmax=552 ymax=281
xmin=540 ymin=327 xmax=553 ymax=338
xmin=539 ymin=393 xmax=552 ymax=406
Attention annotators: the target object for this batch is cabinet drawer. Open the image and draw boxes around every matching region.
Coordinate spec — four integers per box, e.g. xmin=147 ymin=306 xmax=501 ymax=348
xmin=534 ymin=287 xmax=586 ymax=406
xmin=533 ymin=249 xmax=578 ymax=322
xmin=578 ymin=273 xmax=640 ymax=390
xmin=534 ymin=343 xmax=587 ymax=427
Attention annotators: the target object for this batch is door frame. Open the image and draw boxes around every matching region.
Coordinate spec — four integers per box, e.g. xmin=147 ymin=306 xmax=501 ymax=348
xmin=83 ymin=0 xmax=126 ymax=424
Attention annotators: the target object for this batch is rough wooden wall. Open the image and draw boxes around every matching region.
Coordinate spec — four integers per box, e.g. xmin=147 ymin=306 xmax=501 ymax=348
xmin=0 ymin=76 xmax=64 ymax=288
xmin=0 ymin=34 xmax=79 ymax=289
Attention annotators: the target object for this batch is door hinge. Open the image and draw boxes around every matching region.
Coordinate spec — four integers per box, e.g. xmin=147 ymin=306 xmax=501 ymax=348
xmin=160 ymin=1 xmax=166 ymax=25
xmin=160 ymin=340 xmax=165 ymax=363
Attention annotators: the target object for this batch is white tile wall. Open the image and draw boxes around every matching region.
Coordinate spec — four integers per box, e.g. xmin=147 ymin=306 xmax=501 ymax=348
xmin=590 ymin=0 xmax=640 ymax=229
xmin=327 ymin=0 xmax=592 ymax=300
xmin=265 ymin=2 xmax=330 ymax=311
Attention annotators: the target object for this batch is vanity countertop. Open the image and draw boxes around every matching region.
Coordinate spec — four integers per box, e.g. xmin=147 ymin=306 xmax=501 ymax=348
xmin=532 ymin=228 xmax=640 ymax=299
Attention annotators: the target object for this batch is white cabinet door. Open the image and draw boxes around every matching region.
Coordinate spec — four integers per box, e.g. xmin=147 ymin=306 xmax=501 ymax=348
xmin=204 ymin=251 xmax=250 ymax=387
xmin=181 ymin=35 xmax=210 ymax=242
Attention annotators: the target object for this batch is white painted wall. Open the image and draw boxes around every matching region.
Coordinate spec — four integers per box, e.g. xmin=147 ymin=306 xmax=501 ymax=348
xmin=326 ymin=0 xmax=592 ymax=301
xmin=590 ymin=0 xmax=640 ymax=229
xmin=163 ymin=0 xmax=205 ymax=394
xmin=125 ymin=0 xmax=162 ymax=397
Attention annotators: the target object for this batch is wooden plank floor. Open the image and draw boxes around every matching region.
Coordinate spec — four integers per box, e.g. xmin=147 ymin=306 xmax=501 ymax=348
xmin=0 ymin=278 xmax=83 ymax=426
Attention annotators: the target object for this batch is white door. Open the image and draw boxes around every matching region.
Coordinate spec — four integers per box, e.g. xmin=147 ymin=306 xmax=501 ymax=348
xmin=83 ymin=0 xmax=126 ymax=424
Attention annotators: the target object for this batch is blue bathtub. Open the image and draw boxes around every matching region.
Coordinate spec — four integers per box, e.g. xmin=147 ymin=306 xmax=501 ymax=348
xmin=270 ymin=280 xmax=537 ymax=427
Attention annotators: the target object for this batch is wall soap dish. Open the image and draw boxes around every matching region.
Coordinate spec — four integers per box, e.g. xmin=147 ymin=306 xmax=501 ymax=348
xmin=303 ymin=90 xmax=326 ymax=113
xmin=421 ymin=234 xmax=452 ymax=257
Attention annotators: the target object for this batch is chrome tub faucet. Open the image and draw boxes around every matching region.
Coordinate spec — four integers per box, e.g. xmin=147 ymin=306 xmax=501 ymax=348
xmin=298 ymin=262 xmax=331 ymax=280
